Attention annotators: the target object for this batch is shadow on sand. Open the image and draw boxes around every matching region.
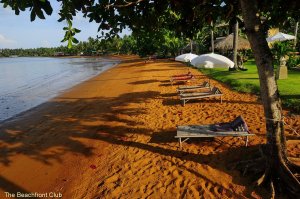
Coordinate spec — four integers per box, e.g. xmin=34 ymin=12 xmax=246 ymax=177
xmin=0 ymin=87 xmax=271 ymax=198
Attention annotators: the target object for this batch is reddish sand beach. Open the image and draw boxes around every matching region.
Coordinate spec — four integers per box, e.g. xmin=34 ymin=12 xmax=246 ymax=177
xmin=0 ymin=56 xmax=299 ymax=198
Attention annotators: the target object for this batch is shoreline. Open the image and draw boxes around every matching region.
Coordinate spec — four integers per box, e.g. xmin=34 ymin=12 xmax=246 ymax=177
xmin=0 ymin=56 xmax=299 ymax=198
xmin=0 ymin=56 xmax=120 ymax=124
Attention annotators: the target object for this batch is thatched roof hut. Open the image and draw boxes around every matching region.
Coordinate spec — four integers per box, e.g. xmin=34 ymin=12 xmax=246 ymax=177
xmin=215 ymin=34 xmax=251 ymax=51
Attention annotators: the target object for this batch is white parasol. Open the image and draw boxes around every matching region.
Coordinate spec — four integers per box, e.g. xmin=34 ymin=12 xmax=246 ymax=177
xmin=266 ymin=32 xmax=296 ymax=42
xmin=175 ymin=53 xmax=198 ymax=62
xmin=191 ymin=53 xmax=234 ymax=69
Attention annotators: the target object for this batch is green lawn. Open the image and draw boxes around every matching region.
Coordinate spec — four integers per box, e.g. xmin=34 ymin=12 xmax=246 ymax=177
xmin=199 ymin=60 xmax=300 ymax=113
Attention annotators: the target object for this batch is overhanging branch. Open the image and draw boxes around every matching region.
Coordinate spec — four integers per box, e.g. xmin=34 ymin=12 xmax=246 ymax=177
xmin=105 ymin=0 xmax=146 ymax=9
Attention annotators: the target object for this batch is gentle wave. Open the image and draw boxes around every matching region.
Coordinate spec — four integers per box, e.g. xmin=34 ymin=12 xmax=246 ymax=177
xmin=0 ymin=57 xmax=119 ymax=122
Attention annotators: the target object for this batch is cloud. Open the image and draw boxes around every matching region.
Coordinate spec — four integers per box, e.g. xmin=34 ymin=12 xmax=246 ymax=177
xmin=0 ymin=34 xmax=16 ymax=45
xmin=41 ymin=40 xmax=51 ymax=47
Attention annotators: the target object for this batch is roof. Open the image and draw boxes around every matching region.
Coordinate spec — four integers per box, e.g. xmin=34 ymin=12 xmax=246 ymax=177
xmin=214 ymin=34 xmax=251 ymax=50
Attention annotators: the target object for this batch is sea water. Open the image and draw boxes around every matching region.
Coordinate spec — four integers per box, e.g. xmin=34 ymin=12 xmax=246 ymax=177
xmin=0 ymin=57 xmax=119 ymax=122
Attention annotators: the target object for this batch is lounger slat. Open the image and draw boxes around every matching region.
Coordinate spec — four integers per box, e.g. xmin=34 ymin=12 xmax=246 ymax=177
xmin=175 ymin=116 xmax=255 ymax=148
xmin=177 ymin=81 xmax=210 ymax=91
xmin=178 ymin=85 xmax=205 ymax=89
xmin=176 ymin=130 xmax=253 ymax=138
xmin=178 ymin=124 xmax=228 ymax=131
xmin=179 ymin=86 xmax=223 ymax=105
xmin=180 ymin=92 xmax=212 ymax=97
xmin=177 ymin=87 xmax=210 ymax=93
xmin=176 ymin=129 xmax=249 ymax=137
xmin=170 ymin=75 xmax=195 ymax=82
xmin=180 ymin=94 xmax=222 ymax=100
xmin=177 ymin=125 xmax=250 ymax=135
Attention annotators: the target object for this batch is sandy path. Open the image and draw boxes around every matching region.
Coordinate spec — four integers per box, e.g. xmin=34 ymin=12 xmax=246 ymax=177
xmin=0 ymin=56 xmax=299 ymax=198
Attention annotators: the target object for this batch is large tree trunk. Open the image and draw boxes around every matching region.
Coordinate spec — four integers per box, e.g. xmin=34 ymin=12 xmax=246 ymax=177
xmin=240 ymin=0 xmax=300 ymax=197
xmin=211 ymin=21 xmax=214 ymax=53
xmin=233 ymin=20 xmax=239 ymax=69
xmin=294 ymin=22 xmax=299 ymax=48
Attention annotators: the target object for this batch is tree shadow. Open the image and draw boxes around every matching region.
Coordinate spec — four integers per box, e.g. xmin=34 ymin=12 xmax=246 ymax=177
xmin=0 ymin=91 xmax=161 ymax=167
xmin=160 ymin=93 xmax=177 ymax=97
xmin=237 ymin=77 xmax=259 ymax=80
xmin=281 ymin=95 xmax=300 ymax=100
xmin=136 ymin=68 xmax=179 ymax=73
xmin=128 ymin=79 xmax=159 ymax=85
xmin=149 ymin=130 xmax=177 ymax=144
xmin=0 ymin=176 xmax=30 ymax=196
xmin=0 ymin=88 xmax=267 ymax=197
xmin=88 ymin=126 xmax=265 ymax=198
xmin=162 ymin=98 xmax=180 ymax=106
xmin=159 ymin=83 xmax=174 ymax=87
xmin=160 ymin=80 xmax=171 ymax=83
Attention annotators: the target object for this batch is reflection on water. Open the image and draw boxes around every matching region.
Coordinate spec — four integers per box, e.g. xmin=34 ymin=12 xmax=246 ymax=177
xmin=0 ymin=57 xmax=119 ymax=122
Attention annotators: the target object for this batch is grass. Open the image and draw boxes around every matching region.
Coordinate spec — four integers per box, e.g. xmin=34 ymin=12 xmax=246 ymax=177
xmin=199 ymin=60 xmax=300 ymax=113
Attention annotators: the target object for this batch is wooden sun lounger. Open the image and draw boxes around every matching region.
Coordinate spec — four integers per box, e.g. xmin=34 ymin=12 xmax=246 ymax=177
xmin=177 ymin=81 xmax=210 ymax=94
xmin=171 ymin=72 xmax=192 ymax=78
xmin=170 ymin=74 xmax=195 ymax=85
xmin=179 ymin=87 xmax=223 ymax=106
xmin=145 ymin=55 xmax=157 ymax=63
xmin=175 ymin=116 xmax=255 ymax=149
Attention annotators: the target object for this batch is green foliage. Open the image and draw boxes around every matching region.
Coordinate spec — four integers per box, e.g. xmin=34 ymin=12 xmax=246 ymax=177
xmin=120 ymin=35 xmax=137 ymax=54
xmin=0 ymin=34 xmax=151 ymax=57
xmin=1 ymin=0 xmax=53 ymax=18
xmin=193 ymin=26 xmax=212 ymax=54
xmin=200 ymin=60 xmax=300 ymax=113
xmin=160 ymin=30 xmax=185 ymax=57
xmin=271 ymin=41 xmax=294 ymax=61
xmin=131 ymin=28 xmax=185 ymax=57
xmin=0 ymin=47 xmax=57 ymax=57
xmin=287 ymin=55 xmax=300 ymax=68
xmin=61 ymin=20 xmax=81 ymax=48
xmin=1 ymin=0 xmax=300 ymax=48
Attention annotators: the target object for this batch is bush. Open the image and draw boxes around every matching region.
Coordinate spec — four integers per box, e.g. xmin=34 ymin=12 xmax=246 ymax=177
xmin=271 ymin=42 xmax=294 ymax=62
xmin=287 ymin=55 xmax=300 ymax=68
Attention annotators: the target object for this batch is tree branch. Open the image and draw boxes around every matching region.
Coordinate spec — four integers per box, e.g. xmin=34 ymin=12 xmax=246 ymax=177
xmin=105 ymin=0 xmax=146 ymax=9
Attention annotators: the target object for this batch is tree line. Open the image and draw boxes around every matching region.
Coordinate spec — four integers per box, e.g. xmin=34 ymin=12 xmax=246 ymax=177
xmin=0 ymin=31 xmax=198 ymax=58
xmin=0 ymin=26 xmax=234 ymax=58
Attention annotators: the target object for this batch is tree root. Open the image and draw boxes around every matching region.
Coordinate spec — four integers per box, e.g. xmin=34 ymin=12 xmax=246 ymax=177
xmin=229 ymin=146 xmax=300 ymax=198
xmin=256 ymin=172 xmax=267 ymax=186
xmin=270 ymin=181 xmax=275 ymax=199
xmin=231 ymin=150 xmax=265 ymax=179
xmin=287 ymin=157 xmax=300 ymax=175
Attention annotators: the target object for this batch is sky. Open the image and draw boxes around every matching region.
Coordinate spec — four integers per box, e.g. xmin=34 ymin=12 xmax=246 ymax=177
xmin=0 ymin=2 xmax=130 ymax=49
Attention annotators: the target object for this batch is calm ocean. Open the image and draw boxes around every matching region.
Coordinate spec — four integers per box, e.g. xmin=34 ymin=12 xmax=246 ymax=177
xmin=0 ymin=57 xmax=119 ymax=122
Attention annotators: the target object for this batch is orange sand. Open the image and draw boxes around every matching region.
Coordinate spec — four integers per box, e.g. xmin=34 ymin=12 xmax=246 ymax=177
xmin=0 ymin=56 xmax=299 ymax=198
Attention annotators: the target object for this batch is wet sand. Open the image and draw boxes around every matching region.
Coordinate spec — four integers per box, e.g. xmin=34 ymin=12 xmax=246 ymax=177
xmin=0 ymin=57 xmax=119 ymax=122
xmin=0 ymin=56 xmax=299 ymax=198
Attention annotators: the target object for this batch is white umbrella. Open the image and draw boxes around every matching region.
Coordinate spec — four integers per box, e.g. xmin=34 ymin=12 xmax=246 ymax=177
xmin=175 ymin=53 xmax=198 ymax=62
xmin=266 ymin=32 xmax=296 ymax=42
xmin=191 ymin=53 xmax=234 ymax=69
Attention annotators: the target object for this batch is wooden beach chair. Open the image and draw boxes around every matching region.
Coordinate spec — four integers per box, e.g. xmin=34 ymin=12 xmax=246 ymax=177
xmin=175 ymin=116 xmax=255 ymax=149
xmin=179 ymin=87 xmax=222 ymax=106
xmin=177 ymin=81 xmax=210 ymax=94
xmin=170 ymin=73 xmax=195 ymax=85
xmin=171 ymin=71 xmax=192 ymax=78
xmin=145 ymin=55 xmax=157 ymax=63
